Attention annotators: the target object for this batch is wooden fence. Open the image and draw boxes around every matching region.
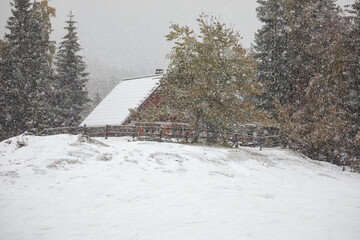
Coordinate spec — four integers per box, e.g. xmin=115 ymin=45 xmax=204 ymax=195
xmin=38 ymin=125 xmax=282 ymax=148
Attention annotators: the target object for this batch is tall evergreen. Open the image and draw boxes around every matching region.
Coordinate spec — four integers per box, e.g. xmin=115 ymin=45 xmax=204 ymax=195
xmin=253 ymin=0 xmax=291 ymax=111
xmin=289 ymin=8 xmax=353 ymax=164
xmin=33 ymin=0 xmax=56 ymax=67
xmin=53 ymin=12 xmax=89 ymax=127
xmin=344 ymin=0 xmax=360 ymax=162
xmin=0 ymin=39 xmax=5 ymax=140
xmin=253 ymin=0 xmax=337 ymax=113
xmin=345 ymin=1 xmax=360 ymax=130
xmin=0 ymin=0 xmax=54 ymax=140
xmin=287 ymin=0 xmax=337 ymax=101
xmin=254 ymin=0 xmax=357 ymax=164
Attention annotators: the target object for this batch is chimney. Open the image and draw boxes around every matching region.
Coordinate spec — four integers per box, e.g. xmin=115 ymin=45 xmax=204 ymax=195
xmin=155 ymin=69 xmax=163 ymax=74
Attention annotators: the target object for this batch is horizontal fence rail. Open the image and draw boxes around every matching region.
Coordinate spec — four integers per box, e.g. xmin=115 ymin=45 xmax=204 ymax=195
xmin=38 ymin=125 xmax=282 ymax=148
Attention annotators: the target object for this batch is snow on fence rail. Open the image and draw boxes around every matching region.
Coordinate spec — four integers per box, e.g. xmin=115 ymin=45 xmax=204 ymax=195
xmin=38 ymin=125 xmax=282 ymax=147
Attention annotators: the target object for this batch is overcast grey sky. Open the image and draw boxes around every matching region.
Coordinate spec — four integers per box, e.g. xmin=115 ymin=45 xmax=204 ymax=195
xmin=0 ymin=0 xmax=356 ymax=75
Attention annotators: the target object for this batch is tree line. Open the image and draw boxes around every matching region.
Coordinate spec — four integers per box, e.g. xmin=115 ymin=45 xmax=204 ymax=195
xmin=1 ymin=0 xmax=359 ymax=169
xmin=253 ymin=0 xmax=359 ymax=167
xmin=136 ymin=0 xmax=359 ymax=168
xmin=0 ymin=0 xmax=89 ymax=141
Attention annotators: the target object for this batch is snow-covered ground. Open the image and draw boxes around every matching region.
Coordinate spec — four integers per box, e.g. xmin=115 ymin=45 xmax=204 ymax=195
xmin=0 ymin=134 xmax=360 ymax=240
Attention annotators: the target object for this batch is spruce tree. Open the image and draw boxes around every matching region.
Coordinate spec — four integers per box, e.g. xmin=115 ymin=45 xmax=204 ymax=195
xmin=254 ymin=0 xmax=337 ymax=113
xmin=0 ymin=39 xmax=5 ymax=140
xmin=53 ymin=12 xmax=89 ymax=127
xmin=0 ymin=0 xmax=54 ymax=140
xmin=345 ymin=1 xmax=360 ymax=131
xmin=344 ymin=0 xmax=360 ymax=162
xmin=253 ymin=0 xmax=291 ymax=111
xmin=33 ymin=0 xmax=56 ymax=67
xmin=289 ymin=11 xmax=353 ymax=164
xmin=254 ymin=0 xmax=356 ymax=164
xmin=277 ymin=1 xmax=355 ymax=164
xmin=287 ymin=0 xmax=337 ymax=102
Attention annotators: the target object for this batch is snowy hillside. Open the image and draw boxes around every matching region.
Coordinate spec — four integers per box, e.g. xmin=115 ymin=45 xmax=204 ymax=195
xmin=1 ymin=134 xmax=360 ymax=240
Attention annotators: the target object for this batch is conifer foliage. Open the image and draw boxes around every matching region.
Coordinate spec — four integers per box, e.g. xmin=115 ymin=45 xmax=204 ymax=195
xmin=0 ymin=1 xmax=90 ymax=140
xmin=33 ymin=0 xmax=56 ymax=67
xmin=254 ymin=0 xmax=359 ymax=166
xmin=0 ymin=0 xmax=54 ymax=140
xmin=345 ymin=0 xmax=360 ymax=132
xmin=345 ymin=0 xmax=360 ymax=162
xmin=253 ymin=0 xmax=291 ymax=111
xmin=254 ymin=0 xmax=338 ymax=113
xmin=53 ymin=12 xmax=89 ymax=127
xmin=286 ymin=2 xmax=353 ymax=164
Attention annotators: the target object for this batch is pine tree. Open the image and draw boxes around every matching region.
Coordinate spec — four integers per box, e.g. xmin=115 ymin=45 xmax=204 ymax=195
xmin=277 ymin=2 xmax=355 ymax=164
xmin=291 ymin=73 xmax=352 ymax=164
xmin=290 ymin=12 xmax=352 ymax=164
xmin=53 ymin=12 xmax=89 ymax=127
xmin=0 ymin=0 xmax=54 ymax=140
xmin=344 ymin=0 xmax=360 ymax=163
xmin=0 ymin=39 xmax=5 ymax=55
xmin=254 ymin=0 xmax=358 ymax=164
xmin=27 ymin=3 xmax=55 ymax=132
xmin=345 ymin=1 xmax=360 ymax=131
xmin=253 ymin=0 xmax=291 ymax=112
xmin=33 ymin=0 xmax=56 ymax=66
xmin=286 ymin=0 xmax=337 ymax=103
xmin=0 ymin=39 xmax=6 ymax=140
xmin=254 ymin=0 xmax=338 ymax=114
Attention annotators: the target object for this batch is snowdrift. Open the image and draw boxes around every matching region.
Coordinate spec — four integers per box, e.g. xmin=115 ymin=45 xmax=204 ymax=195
xmin=1 ymin=134 xmax=360 ymax=240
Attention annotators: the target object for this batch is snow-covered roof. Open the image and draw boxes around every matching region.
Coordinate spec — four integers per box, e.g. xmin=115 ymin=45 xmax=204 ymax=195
xmin=80 ymin=74 xmax=162 ymax=126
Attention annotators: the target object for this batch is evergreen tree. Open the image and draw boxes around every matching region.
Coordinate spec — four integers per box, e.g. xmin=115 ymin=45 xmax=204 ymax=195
xmin=277 ymin=2 xmax=355 ymax=165
xmin=253 ymin=0 xmax=291 ymax=111
xmin=290 ymin=74 xmax=352 ymax=164
xmin=286 ymin=0 xmax=337 ymax=103
xmin=33 ymin=0 xmax=56 ymax=66
xmin=0 ymin=0 xmax=54 ymax=140
xmin=345 ymin=1 xmax=360 ymax=131
xmin=254 ymin=0 xmax=357 ymax=165
xmin=53 ymin=12 xmax=89 ymax=127
xmin=0 ymin=39 xmax=5 ymax=55
xmin=254 ymin=0 xmax=337 ymax=113
xmin=344 ymin=0 xmax=360 ymax=162
xmin=0 ymin=39 xmax=5 ymax=140
xmin=288 ymin=11 xmax=352 ymax=164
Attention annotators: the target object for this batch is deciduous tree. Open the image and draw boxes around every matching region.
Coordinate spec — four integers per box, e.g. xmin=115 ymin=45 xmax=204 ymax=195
xmin=137 ymin=13 xmax=271 ymax=143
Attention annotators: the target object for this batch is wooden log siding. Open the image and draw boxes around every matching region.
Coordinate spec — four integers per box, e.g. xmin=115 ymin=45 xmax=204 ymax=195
xmin=38 ymin=125 xmax=282 ymax=147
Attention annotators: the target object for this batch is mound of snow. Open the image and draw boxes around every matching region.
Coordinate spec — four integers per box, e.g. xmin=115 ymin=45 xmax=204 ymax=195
xmin=1 ymin=134 xmax=360 ymax=240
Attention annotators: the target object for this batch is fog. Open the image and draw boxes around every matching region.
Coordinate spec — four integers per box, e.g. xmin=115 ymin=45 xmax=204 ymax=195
xmin=0 ymin=0 xmax=356 ymax=98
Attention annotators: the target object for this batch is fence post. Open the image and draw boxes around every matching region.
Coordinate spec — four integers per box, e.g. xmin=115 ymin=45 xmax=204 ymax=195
xmin=235 ymin=133 xmax=238 ymax=148
xmin=132 ymin=126 xmax=136 ymax=140
xmin=159 ymin=127 xmax=162 ymax=141
xmin=83 ymin=124 xmax=87 ymax=136
xmin=105 ymin=125 xmax=108 ymax=139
